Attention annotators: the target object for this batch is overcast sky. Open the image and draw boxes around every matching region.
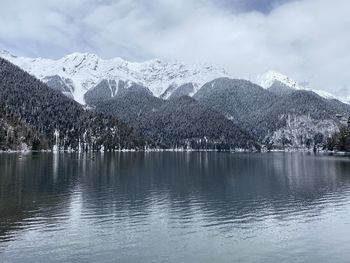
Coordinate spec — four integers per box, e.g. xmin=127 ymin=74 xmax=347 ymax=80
xmin=0 ymin=0 xmax=349 ymax=95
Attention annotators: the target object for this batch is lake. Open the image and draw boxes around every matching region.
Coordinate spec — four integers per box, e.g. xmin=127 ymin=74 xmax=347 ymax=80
xmin=1 ymin=152 xmax=350 ymax=262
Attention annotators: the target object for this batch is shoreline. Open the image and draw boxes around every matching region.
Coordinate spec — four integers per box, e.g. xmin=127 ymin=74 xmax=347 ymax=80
xmin=0 ymin=148 xmax=349 ymax=155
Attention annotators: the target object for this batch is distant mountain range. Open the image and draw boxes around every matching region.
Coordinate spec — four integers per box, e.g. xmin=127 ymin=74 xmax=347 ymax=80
xmin=1 ymin=50 xmax=349 ymax=151
xmin=1 ymin=50 xmax=348 ymax=105
xmin=0 ymin=50 xmax=228 ymax=104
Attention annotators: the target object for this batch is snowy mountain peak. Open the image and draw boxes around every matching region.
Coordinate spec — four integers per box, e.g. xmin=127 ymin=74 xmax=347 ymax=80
xmin=255 ymin=70 xmax=349 ymax=104
xmin=64 ymin=52 xmax=98 ymax=59
xmin=0 ymin=50 xmax=229 ymax=104
xmin=1 ymin=50 xmax=347 ymax=105
xmin=257 ymin=70 xmax=302 ymax=90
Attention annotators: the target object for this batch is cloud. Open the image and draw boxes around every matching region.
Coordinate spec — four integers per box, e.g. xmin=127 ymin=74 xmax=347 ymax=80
xmin=0 ymin=0 xmax=349 ymax=95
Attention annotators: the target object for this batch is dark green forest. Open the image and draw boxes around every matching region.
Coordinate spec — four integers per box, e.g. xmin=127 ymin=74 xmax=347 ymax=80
xmin=0 ymin=58 xmax=145 ymax=151
xmin=1 ymin=57 xmax=350 ymax=152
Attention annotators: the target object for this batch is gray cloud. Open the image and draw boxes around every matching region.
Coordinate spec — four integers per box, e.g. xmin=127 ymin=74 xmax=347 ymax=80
xmin=0 ymin=0 xmax=349 ymax=96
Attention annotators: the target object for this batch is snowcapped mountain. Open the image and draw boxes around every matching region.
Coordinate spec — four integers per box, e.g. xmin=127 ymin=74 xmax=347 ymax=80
xmin=1 ymin=50 xmax=348 ymax=106
xmin=256 ymin=70 xmax=349 ymax=104
xmin=257 ymin=70 xmax=303 ymax=90
xmin=0 ymin=50 xmax=229 ymax=104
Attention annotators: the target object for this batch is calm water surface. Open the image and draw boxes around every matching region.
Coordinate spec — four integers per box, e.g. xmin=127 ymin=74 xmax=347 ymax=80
xmin=1 ymin=152 xmax=350 ymax=262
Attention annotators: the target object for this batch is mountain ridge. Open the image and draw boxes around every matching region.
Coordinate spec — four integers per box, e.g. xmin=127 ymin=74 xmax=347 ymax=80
xmin=1 ymin=50 xmax=347 ymax=105
xmin=256 ymin=70 xmax=348 ymax=104
xmin=0 ymin=50 xmax=229 ymax=104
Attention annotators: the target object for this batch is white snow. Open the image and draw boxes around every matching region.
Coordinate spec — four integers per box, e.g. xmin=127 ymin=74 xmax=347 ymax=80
xmin=257 ymin=70 xmax=303 ymax=90
xmin=0 ymin=50 xmax=228 ymax=104
xmin=1 ymin=50 xmax=348 ymax=105
xmin=342 ymin=95 xmax=350 ymax=104
xmin=256 ymin=70 xmax=349 ymax=104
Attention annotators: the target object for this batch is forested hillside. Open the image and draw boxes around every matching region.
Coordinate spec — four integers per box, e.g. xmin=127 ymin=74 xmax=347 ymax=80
xmin=194 ymin=78 xmax=350 ymax=149
xmin=2 ymin=55 xmax=349 ymax=152
xmin=194 ymin=78 xmax=278 ymax=125
xmin=0 ymin=58 xmax=145 ymax=151
xmin=92 ymin=86 xmax=258 ymax=150
xmin=94 ymin=84 xmax=163 ymax=127
xmin=0 ymin=105 xmax=49 ymax=151
xmin=139 ymin=96 xmax=258 ymax=150
xmin=254 ymin=90 xmax=350 ymax=136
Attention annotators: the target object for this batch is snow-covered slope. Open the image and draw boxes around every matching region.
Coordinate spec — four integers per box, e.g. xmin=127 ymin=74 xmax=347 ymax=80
xmin=343 ymin=96 xmax=350 ymax=105
xmin=1 ymin=50 xmax=347 ymax=106
xmin=257 ymin=70 xmax=303 ymax=90
xmin=256 ymin=70 xmax=349 ymax=104
xmin=0 ymin=50 xmax=228 ymax=104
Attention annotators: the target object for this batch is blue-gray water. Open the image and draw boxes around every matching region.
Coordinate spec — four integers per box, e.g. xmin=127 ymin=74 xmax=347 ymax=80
xmin=1 ymin=152 xmax=350 ymax=263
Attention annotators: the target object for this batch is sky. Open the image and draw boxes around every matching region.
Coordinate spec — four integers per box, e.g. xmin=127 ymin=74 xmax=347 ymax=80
xmin=0 ymin=0 xmax=349 ymax=96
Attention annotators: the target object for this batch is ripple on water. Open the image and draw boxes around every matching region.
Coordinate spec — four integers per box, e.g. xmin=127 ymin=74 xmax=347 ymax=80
xmin=1 ymin=152 xmax=350 ymax=263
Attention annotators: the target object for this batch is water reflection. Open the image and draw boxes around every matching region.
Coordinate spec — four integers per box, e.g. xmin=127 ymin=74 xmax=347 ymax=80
xmin=1 ymin=152 xmax=350 ymax=262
